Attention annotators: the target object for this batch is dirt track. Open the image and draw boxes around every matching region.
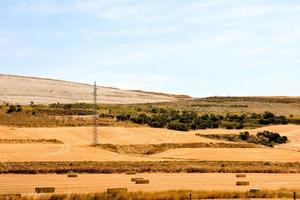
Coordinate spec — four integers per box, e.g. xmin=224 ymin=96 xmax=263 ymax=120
xmin=0 ymin=173 xmax=300 ymax=194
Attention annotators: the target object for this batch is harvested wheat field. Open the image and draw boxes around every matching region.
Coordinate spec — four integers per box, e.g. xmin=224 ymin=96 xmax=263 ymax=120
xmin=151 ymin=148 xmax=300 ymax=162
xmin=0 ymin=125 xmax=299 ymax=162
xmin=0 ymin=144 xmax=153 ymax=162
xmin=0 ymin=126 xmax=217 ymax=145
xmin=0 ymin=173 xmax=300 ymax=195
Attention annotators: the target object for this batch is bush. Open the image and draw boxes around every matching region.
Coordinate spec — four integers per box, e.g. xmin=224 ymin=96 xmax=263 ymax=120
xmin=239 ymin=131 xmax=250 ymax=140
xmin=131 ymin=114 xmax=150 ymax=124
xmin=6 ymin=105 xmax=22 ymax=114
xmin=256 ymin=131 xmax=288 ymax=146
xmin=223 ymin=122 xmax=235 ymax=129
xmin=116 ymin=114 xmax=131 ymax=121
xmin=235 ymin=123 xmax=244 ymax=129
xmin=167 ymin=121 xmax=189 ymax=131
xmin=148 ymin=115 xmax=168 ymax=128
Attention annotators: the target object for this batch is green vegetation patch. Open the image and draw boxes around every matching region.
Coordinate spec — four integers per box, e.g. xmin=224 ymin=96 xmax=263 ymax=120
xmin=117 ymin=111 xmax=288 ymax=131
xmin=197 ymin=131 xmax=288 ymax=147
xmin=0 ymin=99 xmax=298 ymax=128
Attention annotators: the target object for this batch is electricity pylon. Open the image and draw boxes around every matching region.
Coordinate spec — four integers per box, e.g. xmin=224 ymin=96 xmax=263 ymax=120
xmin=93 ymin=81 xmax=98 ymax=145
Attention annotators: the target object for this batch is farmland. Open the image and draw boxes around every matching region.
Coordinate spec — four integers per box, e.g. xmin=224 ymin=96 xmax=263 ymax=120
xmin=1 ymin=96 xmax=300 ymax=198
xmin=0 ymin=125 xmax=299 ymax=163
xmin=1 ymin=173 xmax=300 ymax=194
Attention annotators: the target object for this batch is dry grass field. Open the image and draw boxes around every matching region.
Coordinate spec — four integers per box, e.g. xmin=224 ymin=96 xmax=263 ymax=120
xmin=0 ymin=173 xmax=300 ymax=194
xmin=152 ymin=148 xmax=300 ymax=162
xmin=0 ymin=124 xmax=300 ymax=198
xmin=0 ymin=126 xmax=216 ymax=144
xmin=0 ymin=74 xmax=189 ymax=105
xmin=0 ymin=125 xmax=299 ymax=162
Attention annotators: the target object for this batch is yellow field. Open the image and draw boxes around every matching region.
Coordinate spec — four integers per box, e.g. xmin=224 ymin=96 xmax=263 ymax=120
xmin=0 ymin=125 xmax=299 ymax=162
xmin=0 ymin=173 xmax=300 ymax=195
xmin=152 ymin=148 xmax=300 ymax=162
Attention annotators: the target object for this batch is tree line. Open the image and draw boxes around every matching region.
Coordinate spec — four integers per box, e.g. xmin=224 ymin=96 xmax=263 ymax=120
xmin=117 ymin=110 xmax=288 ymax=131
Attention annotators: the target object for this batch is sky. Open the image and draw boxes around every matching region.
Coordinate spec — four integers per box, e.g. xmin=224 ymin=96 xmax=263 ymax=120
xmin=0 ymin=0 xmax=300 ymax=97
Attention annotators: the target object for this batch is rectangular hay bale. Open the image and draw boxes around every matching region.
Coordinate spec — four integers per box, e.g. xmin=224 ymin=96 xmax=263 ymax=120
xmin=131 ymin=178 xmax=144 ymax=182
xmin=35 ymin=187 xmax=55 ymax=193
xmin=68 ymin=174 xmax=78 ymax=178
xmin=236 ymin=174 xmax=246 ymax=178
xmin=236 ymin=181 xmax=250 ymax=186
xmin=135 ymin=179 xmax=150 ymax=184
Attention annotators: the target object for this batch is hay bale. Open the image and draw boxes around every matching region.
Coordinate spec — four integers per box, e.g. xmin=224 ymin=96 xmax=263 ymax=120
xmin=126 ymin=171 xmax=136 ymax=175
xmin=250 ymin=188 xmax=260 ymax=192
xmin=35 ymin=187 xmax=55 ymax=193
xmin=68 ymin=171 xmax=78 ymax=177
xmin=68 ymin=174 xmax=78 ymax=178
xmin=135 ymin=179 xmax=150 ymax=184
xmin=236 ymin=174 xmax=246 ymax=178
xmin=236 ymin=181 xmax=250 ymax=186
xmin=131 ymin=177 xmax=144 ymax=182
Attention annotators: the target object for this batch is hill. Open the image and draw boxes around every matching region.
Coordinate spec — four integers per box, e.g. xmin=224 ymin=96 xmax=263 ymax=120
xmin=0 ymin=74 xmax=190 ymax=105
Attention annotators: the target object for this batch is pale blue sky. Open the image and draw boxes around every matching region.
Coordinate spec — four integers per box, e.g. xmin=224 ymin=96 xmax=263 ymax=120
xmin=0 ymin=0 xmax=300 ymax=97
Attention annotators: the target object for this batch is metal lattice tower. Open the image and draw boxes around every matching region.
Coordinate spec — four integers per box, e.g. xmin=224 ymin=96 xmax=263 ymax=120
xmin=93 ymin=81 xmax=98 ymax=145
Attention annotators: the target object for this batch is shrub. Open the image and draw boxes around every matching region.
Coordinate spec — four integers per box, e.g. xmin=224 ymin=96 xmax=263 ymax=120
xmin=167 ymin=121 xmax=189 ymax=131
xmin=131 ymin=114 xmax=150 ymax=124
xmin=223 ymin=122 xmax=235 ymax=129
xmin=239 ymin=131 xmax=250 ymax=140
xmin=148 ymin=115 xmax=168 ymax=128
xmin=6 ymin=105 xmax=22 ymax=114
xmin=236 ymin=123 xmax=244 ymax=129
xmin=116 ymin=114 xmax=131 ymax=121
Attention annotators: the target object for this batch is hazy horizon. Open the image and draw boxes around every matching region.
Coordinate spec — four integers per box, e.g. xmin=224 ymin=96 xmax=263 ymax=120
xmin=1 ymin=0 xmax=300 ymax=97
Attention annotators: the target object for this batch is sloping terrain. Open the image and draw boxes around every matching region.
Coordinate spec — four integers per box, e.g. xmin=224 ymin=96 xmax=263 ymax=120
xmin=0 ymin=74 xmax=190 ymax=104
xmin=152 ymin=148 xmax=300 ymax=162
xmin=0 ymin=125 xmax=299 ymax=162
